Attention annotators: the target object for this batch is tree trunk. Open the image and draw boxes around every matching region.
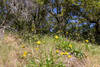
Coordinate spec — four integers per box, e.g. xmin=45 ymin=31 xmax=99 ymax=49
xmin=95 ymin=22 xmax=100 ymax=44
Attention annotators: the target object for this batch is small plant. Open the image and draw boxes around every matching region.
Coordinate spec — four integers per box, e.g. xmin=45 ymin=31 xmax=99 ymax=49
xmin=73 ymin=49 xmax=84 ymax=58
xmin=26 ymin=45 xmax=65 ymax=67
xmin=54 ymin=35 xmax=85 ymax=58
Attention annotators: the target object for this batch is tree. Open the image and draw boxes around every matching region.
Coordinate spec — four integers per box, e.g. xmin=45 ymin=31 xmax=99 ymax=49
xmin=0 ymin=0 xmax=100 ymax=44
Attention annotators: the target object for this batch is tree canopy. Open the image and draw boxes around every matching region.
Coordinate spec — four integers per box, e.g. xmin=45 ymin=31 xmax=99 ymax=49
xmin=0 ymin=0 xmax=100 ymax=44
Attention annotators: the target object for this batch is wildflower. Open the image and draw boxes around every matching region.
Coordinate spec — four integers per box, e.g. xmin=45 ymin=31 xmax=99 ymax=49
xmin=36 ymin=41 xmax=41 ymax=45
xmin=68 ymin=55 xmax=72 ymax=58
xmin=66 ymin=32 xmax=68 ymax=34
xmin=64 ymin=51 xmax=69 ymax=55
xmin=23 ymin=51 xmax=28 ymax=57
xmin=85 ymin=40 xmax=89 ymax=43
xmin=35 ymin=48 xmax=39 ymax=51
xmin=54 ymin=35 xmax=59 ymax=39
xmin=69 ymin=44 xmax=72 ymax=48
xmin=56 ymin=50 xmax=59 ymax=53
xmin=60 ymin=52 xmax=65 ymax=55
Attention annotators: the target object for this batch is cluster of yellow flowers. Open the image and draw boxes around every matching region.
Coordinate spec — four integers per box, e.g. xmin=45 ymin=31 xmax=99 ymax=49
xmin=60 ymin=52 xmax=69 ymax=55
xmin=60 ymin=52 xmax=72 ymax=58
xmin=22 ymin=35 xmax=73 ymax=58
xmin=56 ymin=50 xmax=72 ymax=58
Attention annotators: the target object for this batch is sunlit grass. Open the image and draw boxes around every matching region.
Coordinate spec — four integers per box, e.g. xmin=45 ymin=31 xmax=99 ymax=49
xmin=0 ymin=33 xmax=100 ymax=67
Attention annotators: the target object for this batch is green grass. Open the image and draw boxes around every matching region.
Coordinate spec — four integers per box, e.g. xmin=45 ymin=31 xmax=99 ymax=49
xmin=0 ymin=33 xmax=100 ymax=67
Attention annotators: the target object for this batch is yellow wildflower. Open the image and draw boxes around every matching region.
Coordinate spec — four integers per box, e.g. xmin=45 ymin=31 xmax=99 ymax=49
xmin=35 ymin=48 xmax=39 ymax=51
xmin=69 ymin=44 xmax=72 ymax=48
xmin=85 ymin=40 xmax=89 ymax=43
xmin=66 ymin=32 xmax=68 ymax=34
xmin=64 ymin=51 xmax=69 ymax=55
xmin=23 ymin=51 xmax=28 ymax=57
xmin=60 ymin=52 xmax=64 ymax=55
xmin=36 ymin=41 xmax=41 ymax=45
xmin=68 ymin=55 xmax=72 ymax=58
xmin=54 ymin=35 xmax=59 ymax=39
xmin=56 ymin=50 xmax=59 ymax=53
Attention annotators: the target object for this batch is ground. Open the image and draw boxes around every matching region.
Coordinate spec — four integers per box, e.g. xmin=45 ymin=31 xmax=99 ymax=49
xmin=0 ymin=33 xmax=100 ymax=67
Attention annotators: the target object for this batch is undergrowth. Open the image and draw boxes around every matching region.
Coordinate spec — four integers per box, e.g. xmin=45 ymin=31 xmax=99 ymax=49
xmin=0 ymin=33 xmax=100 ymax=67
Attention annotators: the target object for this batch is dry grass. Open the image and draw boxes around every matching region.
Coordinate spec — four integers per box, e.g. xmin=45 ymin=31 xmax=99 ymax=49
xmin=85 ymin=45 xmax=100 ymax=67
xmin=0 ymin=34 xmax=100 ymax=67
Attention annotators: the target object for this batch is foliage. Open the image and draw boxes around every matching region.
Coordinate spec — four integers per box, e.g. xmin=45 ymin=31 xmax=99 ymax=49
xmin=0 ymin=0 xmax=100 ymax=44
xmin=54 ymin=35 xmax=85 ymax=58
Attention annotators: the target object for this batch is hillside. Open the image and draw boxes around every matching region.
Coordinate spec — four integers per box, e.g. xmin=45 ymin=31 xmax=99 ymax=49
xmin=0 ymin=33 xmax=100 ymax=67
